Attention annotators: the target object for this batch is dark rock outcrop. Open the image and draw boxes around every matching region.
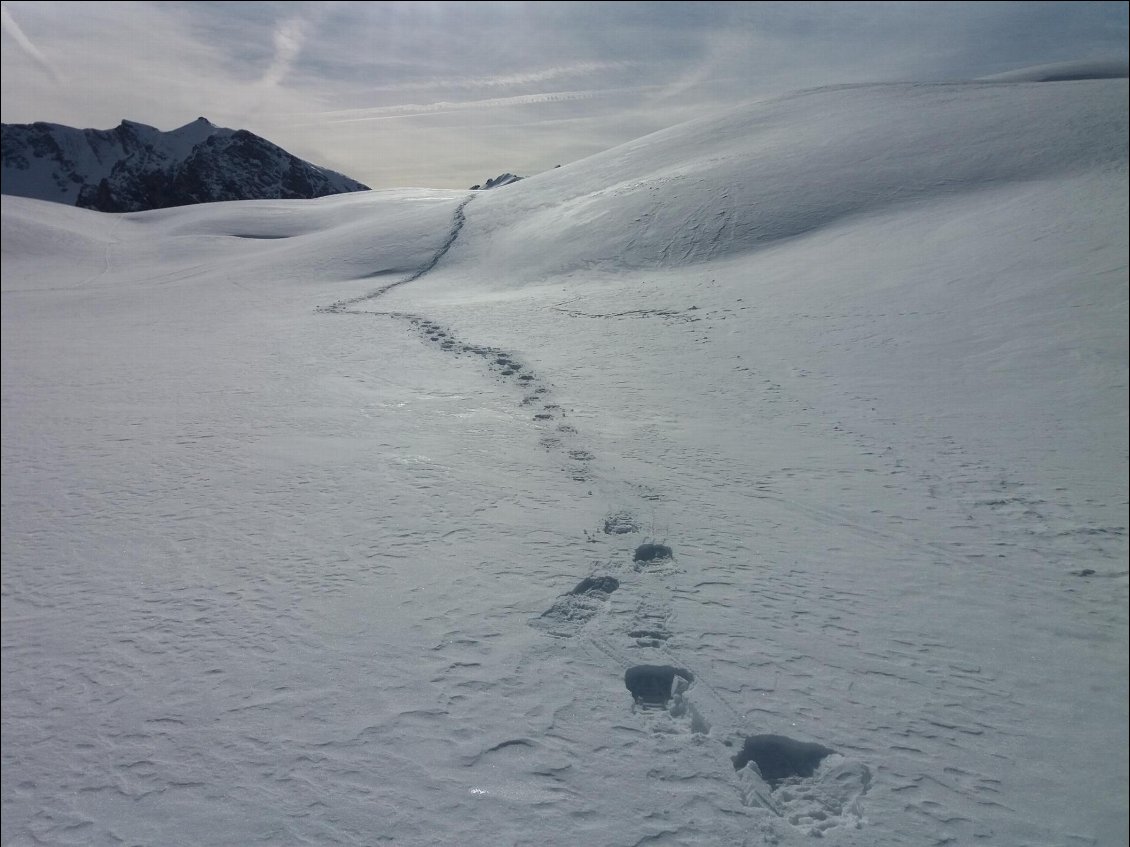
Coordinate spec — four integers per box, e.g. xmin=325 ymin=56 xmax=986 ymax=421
xmin=2 ymin=117 xmax=368 ymax=212
xmin=470 ymin=172 xmax=523 ymax=191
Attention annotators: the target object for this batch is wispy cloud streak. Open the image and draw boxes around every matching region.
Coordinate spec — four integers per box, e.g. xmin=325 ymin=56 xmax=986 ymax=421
xmin=258 ymin=15 xmax=310 ymax=88
xmin=318 ymin=86 xmax=660 ymax=123
xmin=363 ymin=61 xmax=640 ymax=93
xmin=0 ymin=2 xmax=60 ymax=82
xmin=0 ymin=1 xmax=1125 ymax=189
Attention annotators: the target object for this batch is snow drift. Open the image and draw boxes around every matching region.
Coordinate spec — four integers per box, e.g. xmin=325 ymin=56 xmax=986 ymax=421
xmin=436 ymin=79 xmax=1129 ymax=282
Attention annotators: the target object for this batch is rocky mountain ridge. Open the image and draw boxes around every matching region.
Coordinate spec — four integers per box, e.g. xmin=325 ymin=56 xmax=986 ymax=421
xmin=1 ymin=117 xmax=369 ymax=212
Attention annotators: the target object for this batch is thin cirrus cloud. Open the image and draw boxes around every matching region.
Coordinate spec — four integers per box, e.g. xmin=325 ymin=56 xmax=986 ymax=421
xmin=317 ymin=85 xmax=661 ymax=124
xmin=0 ymin=1 xmax=61 ymax=82
xmin=360 ymin=61 xmax=642 ymax=94
xmin=258 ymin=16 xmax=313 ymax=89
xmin=0 ymin=1 xmax=1127 ymax=189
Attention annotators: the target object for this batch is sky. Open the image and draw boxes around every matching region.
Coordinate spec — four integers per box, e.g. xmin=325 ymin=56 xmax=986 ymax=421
xmin=1 ymin=1 xmax=1127 ymax=189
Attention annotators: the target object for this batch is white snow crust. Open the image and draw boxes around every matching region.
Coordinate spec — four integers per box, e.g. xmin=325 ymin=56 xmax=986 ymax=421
xmin=2 ymin=77 xmax=1127 ymax=846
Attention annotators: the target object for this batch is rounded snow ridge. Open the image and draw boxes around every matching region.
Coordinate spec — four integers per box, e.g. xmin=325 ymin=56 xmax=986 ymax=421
xmin=977 ymin=59 xmax=1129 ymax=83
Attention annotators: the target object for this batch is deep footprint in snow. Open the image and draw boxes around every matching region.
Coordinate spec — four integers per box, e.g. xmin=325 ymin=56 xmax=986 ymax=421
xmin=624 ymin=664 xmax=693 ymax=707
xmin=603 ymin=511 xmax=640 ymax=535
xmin=633 ymin=542 xmax=673 ymax=562
xmin=632 ymin=542 xmax=677 ymax=573
xmin=571 ymin=576 xmax=620 ymax=595
xmin=624 ymin=665 xmax=710 ymax=734
xmin=732 ymin=735 xmax=835 ymax=784
xmin=530 ymin=574 xmax=620 ymax=637
xmin=733 ymin=735 xmax=871 ymax=836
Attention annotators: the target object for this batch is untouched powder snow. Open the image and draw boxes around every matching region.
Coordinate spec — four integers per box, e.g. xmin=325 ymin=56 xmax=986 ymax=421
xmin=2 ymin=77 xmax=1127 ymax=846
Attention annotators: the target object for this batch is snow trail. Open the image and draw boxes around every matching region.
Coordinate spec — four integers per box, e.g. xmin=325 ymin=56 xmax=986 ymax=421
xmin=5 ymin=76 xmax=1123 ymax=847
xmin=318 ymin=187 xmax=876 ymax=839
xmin=321 ymin=194 xmax=475 ymax=313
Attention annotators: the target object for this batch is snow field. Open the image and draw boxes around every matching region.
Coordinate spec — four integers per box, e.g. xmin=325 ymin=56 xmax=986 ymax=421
xmin=3 ymin=76 xmax=1127 ymax=846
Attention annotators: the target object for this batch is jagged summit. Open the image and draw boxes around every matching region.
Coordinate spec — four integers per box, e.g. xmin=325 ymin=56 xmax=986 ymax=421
xmin=0 ymin=118 xmax=369 ymax=212
xmin=470 ymin=172 xmax=523 ymax=191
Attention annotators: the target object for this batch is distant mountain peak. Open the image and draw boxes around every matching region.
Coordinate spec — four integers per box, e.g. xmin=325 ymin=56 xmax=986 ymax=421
xmin=470 ymin=172 xmax=523 ymax=191
xmin=172 ymin=116 xmax=218 ymax=133
xmin=1 ymin=118 xmax=369 ymax=212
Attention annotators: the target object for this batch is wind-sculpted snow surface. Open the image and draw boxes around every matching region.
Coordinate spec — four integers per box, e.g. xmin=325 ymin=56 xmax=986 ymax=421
xmin=323 ymin=194 xmax=475 ymax=313
xmin=2 ymin=76 xmax=1127 ymax=847
xmin=429 ymin=80 xmax=1130 ymax=284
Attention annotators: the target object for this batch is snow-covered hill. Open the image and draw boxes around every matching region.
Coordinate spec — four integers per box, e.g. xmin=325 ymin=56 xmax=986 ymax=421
xmin=0 ymin=117 xmax=369 ymax=212
xmin=1 ymin=75 xmax=1127 ymax=847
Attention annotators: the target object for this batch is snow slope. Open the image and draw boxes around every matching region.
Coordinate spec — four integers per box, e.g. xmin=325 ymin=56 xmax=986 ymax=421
xmin=2 ymin=76 xmax=1127 ymax=847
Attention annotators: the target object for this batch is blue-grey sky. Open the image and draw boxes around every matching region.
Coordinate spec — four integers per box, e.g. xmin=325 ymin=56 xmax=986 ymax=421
xmin=2 ymin=1 xmax=1127 ymax=188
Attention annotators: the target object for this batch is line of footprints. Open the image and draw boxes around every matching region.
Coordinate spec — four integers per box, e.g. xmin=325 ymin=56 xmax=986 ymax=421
xmin=398 ymin=311 xmax=871 ymax=836
xmin=544 ymin=517 xmax=873 ymax=836
xmin=399 ymin=314 xmax=594 ymax=481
